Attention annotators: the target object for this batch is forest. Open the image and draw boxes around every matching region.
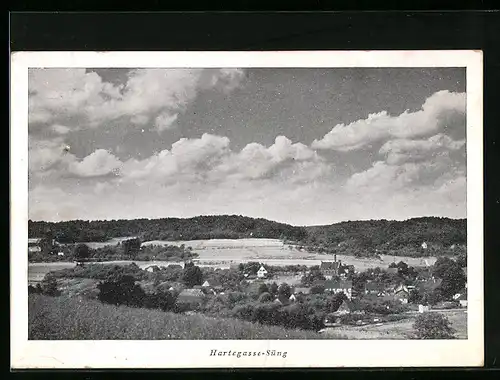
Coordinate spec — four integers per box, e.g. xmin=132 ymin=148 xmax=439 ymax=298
xmin=28 ymin=215 xmax=466 ymax=257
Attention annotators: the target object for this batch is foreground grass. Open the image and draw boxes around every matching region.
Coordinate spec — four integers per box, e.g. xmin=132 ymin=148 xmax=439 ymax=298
xmin=29 ymin=294 xmax=333 ymax=340
xmin=324 ymin=310 xmax=467 ymax=340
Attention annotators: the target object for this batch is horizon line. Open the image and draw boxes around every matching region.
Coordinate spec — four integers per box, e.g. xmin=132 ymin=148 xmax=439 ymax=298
xmin=28 ymin=213 xmax=467 ymax=228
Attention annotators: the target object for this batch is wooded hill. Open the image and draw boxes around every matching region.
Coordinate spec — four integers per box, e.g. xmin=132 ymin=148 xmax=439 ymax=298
xmin=28 ymin=215 xmax=466 ymax=257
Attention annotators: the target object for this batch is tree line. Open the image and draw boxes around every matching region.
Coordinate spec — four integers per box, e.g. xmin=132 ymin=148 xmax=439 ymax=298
xmin=29 ymin=215 xmax=466 ymax=258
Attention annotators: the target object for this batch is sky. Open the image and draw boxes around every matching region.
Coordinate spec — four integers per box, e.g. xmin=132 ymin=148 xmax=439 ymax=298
xmin=28 ymin=67 xmax=466 ymax=226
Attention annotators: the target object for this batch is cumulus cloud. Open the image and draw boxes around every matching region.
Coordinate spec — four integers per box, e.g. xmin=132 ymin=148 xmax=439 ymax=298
xmin=29 ymin=68 xmax=246 ymax=134
xmin=116 ymin=134 xmax=329 ymax=188
xmin=312 ymin=90 xmax=466 ymax=151
xmin=29 ymin=68 xmax=123 ymax=126
xmin=120 ymin=134 xmax=231 ymax=184
xmin=379 ymin=133 xmax=465 ymax=165
xmin=154 ymin=112 xmax=178 ymax=132
xmin=215 ymin=136 xmax=326 ymax=181
xmin=344 ymin=132 xmax=466 ymax=208
xmin=69 ymin=149 xmax=122 ymax=178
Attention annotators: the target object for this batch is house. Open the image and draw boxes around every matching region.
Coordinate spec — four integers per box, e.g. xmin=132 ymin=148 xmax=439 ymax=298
xmin=257 ymin=265 xmax=268 ymax=278
xmin=416 ymin=269 xmax=435 ymax=282
xmin=293 ymin=287 xmax=311 ymax=295
xmin=393 ymin=285 xmax=410 ymax=304
xmin=154 ymin=281 xmax=176 ymax=293
xmin=243 ymin=273 xmax=258 ymax=282
xmin=454 ymin=289 xmax=468 ymax=307
xmin=57 ymin=251 xmax=65 ymax=256
xmin=28 ymin=238 xmax=42 ymax=253
xmin=364 ymin=282 xmax=386 ymax=296
xmin=339 ymin=264 xmax=355 ymax=276
xmin=324 ymin=279 xmax=352 ymax=300
xmin=333 ymin=300 xmax=353 ymax=316
xmin=145 ymin=265 xmax=161 ymax=273
xmin=421 ymin=242 xmax=428 ymax=250
xmin=418 ymin=304 xmax=430 ymax=313
xmin=202 ymin=279 xmax=223 ymax=291
xmin=289 ymin=294 xmax=297 ymax=302
xmin=392 ymin=283 xmax=409 ymax=293
xmin=176 ymin=289 xmax=205 ymax=309
xmin=320 ymin=254 xmax=342 ymax=277
xmin=457 ymin=291 xmax=467 ymax=307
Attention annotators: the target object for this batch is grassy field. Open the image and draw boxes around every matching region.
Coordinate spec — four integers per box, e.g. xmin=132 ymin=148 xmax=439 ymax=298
xmin=142 ymin=238 xmax=437 ymax=269
xmin=323 ymin=310 xmax=467 ymax=340
xmin=28 ymin=294 xmax=335 ymax=340
xmin=28 ymin=238 xmax=438 ymax=284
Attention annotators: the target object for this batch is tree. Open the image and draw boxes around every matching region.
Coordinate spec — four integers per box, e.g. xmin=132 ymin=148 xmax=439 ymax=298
xmin=74 ymin=243 xmax=91 ymax=262
xmin=413 ymin=312 xmax=455 ymax=339
xmin=310 ymin=284 xmax=325 ymax=294
xmin=97 ymin=274 xmax=145 ymax=307
xmin=396 ymin=261 xmax=409 ymax=276
xmin=40 ymin=276 xmax=60 ymax=296
xmin=123 ymin=238 xmax=141 ymax=257
xmin=437 ymin=269 xmax=466 ymax=300
xmin=278 ymin=283 xmax=292 ymax=298
xmin=258 ymin=283 xmax=269 ymax=295
xmin=39 ymin=232 xmax=54 ymax=255
xmin=421 ymin=289 xmax=443 ymax=306
xmin=433 ymin=257 xmax=466 ymax=299
xmin=433 ymin=257 xmax=457 ymax=279
xmin=269 ymin=282 xmax=279 ymax=296
xmin=408 ymin=288 xmax=423 ymax=304
xmin=301 ymin=269 xmax=325 ymax=286
xmin=143 ymin=290 xmax=176 ymax=311
xmin=258 ymin=292 xmax=273 ymax=303
xmin=456 ymin=252 xmax=467 ymax=268
xmin=329 ymin=292 xmax=348 ymax=312
xmin=182 ymin=265 xmax=203 ymax=287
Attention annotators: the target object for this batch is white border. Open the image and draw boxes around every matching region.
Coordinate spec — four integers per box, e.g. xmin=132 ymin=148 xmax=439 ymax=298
xmin=10 ymin=51 xmax=483 ymax=368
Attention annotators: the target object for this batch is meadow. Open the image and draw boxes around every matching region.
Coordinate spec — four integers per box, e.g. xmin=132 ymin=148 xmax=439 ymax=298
xmin=28 ymin=238 xmax=438 ymax=285
xmin=28 ymin=294 xmax=333 ymax=340
xmin=141 ymin=238 xmax=438 ymax=269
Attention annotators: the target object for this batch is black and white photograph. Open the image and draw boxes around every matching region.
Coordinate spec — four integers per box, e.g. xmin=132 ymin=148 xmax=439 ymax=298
xmin=11 ymin=51 xmax=483 ymax=368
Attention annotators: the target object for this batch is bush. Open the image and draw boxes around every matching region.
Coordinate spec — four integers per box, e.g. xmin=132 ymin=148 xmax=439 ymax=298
xmin=40 ymin=276 xmax=61 ymax=296
xmin=74 ymin=243 xmax=91 ymax=262
xmin=182 ymin=265 xmax=203 ymax=287
xmin=122 ymin=238 xmax=142 ymax=257
xmin=97 ymin=274 xmax=146 ymax=307
xmin=258 ymin=292 xmax=273 ymax=303
xmin=231 ymin=300 xmax=324 ymax=331
xmin=143 ymin=290 xmax=177 ymax=312
xmin=413 ymin=312 xmax=455 ymax=339
xmin=310 ymin=284 xmax=325 ymax=294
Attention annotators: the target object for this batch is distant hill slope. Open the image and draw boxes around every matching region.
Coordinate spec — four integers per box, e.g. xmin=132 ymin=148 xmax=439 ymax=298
xmin=29 ymin=215 xmax=466 ymax=257
xmin=28 ymin=215 xmax=307 ymax=243
xmin=303 ymin=217 xmax=466 ymax=257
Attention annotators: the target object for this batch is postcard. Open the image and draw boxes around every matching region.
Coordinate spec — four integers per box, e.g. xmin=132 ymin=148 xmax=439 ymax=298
xmin=11 ymin=50 xmax=483 ymax=368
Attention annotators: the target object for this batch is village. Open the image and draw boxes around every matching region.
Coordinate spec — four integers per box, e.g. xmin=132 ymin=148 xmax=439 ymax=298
xmin=28 ymin=232 xmax=467 ymax=337
xmin=139 ymin=250 xmax=467 ymax=333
